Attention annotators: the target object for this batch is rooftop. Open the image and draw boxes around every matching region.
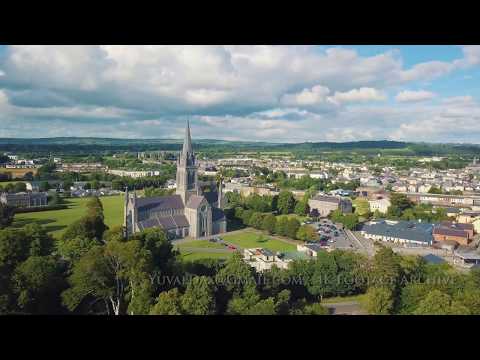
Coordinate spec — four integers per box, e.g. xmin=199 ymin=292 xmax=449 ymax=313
xmin=361 ymin=220 xmax=434 ymax=244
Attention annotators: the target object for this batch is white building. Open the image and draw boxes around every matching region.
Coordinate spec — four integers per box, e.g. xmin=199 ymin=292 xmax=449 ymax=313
xmin=369 ymin=198 xmax=391 ymax=214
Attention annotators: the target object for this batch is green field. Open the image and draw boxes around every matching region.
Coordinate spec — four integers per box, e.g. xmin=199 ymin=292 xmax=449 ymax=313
xmin=321 ymin=294 xmax=367 ymax=305
xmin=221 ymin=230 xmax=296 ymax=252
xmin=13 ymin=195 xmax=124 ymax=238
xmin=0 ymin=180 xmax=26 ymax=187
xmin=180 ymin=251 xmax=233 ymax=261
xmin=175 ymin=240 xmax=225 ymax=249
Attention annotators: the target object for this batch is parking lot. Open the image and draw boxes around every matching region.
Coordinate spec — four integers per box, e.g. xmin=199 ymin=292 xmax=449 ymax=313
xmin=305 ymin=218 xmax=359 ymax=250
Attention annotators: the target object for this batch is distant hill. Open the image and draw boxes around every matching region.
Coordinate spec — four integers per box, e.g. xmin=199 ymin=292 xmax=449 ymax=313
xmin=1 ymin=137 xmax=480 ymax=156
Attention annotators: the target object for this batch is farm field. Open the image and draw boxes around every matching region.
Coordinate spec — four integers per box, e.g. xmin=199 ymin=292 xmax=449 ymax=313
xmin=221 ymin=229 xmax=296 ymax=252
xmin=13 ymin=195 xmax=124 ymax=238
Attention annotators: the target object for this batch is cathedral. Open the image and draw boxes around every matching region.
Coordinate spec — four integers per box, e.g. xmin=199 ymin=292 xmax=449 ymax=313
xmin=124 ymin=121 xmax=227 ymax=239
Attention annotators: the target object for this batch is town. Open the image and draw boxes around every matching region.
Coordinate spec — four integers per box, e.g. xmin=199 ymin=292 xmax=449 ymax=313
xmin=2 ymin=45 xmax=480 ymax=316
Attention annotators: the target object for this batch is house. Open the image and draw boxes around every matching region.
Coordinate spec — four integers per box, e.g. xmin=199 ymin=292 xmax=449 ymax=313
xmin=369 ymin=197 xmax=391 ymax=214
xmin=457 ymin=211 xmax=480 ymax=224
xmin=0 ymin=192 xmax=48 ymax=208
xmin=433 ymin=221 xmax=474 ymax=246
xmin=423 ymin=254 xmax=446 ymax=265
xmin=308 ymin=195 xmax=352 ymax=217
xmin=360 ymin=220 xmax=434 ymax=246
xmin=26 ymin=180 xmax=63 ymax=191
xmin=453 ymin=247 xmax=480 ymax=267
xmin=296 ymin=243 xmax=323 ymax=257
xmin=243 ymin=248 xmax=291 ymax=272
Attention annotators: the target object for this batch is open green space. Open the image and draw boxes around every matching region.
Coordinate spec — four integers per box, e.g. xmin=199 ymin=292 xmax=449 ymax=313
xmin=180 ymin=251 xmax=234 ymax=262
xmin=321 ymin=294 xmax=367 ymax=305
xmin=221 ymin=230 xmax=296 ymax=252
xmin=0 ymin=180 xmax=26 ymax=186
xmin=175 ymin=240 xmax=225 ymax=249
xmin=13 ymin=195 xmax=124 ymax=238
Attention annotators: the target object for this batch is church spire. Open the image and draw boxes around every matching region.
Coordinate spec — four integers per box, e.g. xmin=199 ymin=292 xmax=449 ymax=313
xmin=182 ymin=120 xmax=193 ymax=156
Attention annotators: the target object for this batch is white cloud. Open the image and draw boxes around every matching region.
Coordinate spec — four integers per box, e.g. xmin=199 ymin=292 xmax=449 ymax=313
xmin=328 ymin=87 xmax=386 ymax=105
xmin=441 ymin=96 xmax=475 ymax=105
xmin=0 ymin=45 xmax=480 ymax=142
xmin=281 ymin=85 xmax=331 ymax=106
xmin=395 ymin=90 xmax=436 ymax=102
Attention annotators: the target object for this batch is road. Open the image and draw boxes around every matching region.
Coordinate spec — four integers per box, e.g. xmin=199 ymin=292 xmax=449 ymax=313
xmin=347 ymin=230 xmax=376 ymax=257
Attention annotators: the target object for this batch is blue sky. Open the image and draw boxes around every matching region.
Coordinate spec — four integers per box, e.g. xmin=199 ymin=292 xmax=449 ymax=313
xmin=0 ymin=45 xmax=479 ymax=143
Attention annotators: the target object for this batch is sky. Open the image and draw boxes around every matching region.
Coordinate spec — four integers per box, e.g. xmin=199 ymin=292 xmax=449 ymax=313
xmin=1 ymin=45 xmax=480 ymax=143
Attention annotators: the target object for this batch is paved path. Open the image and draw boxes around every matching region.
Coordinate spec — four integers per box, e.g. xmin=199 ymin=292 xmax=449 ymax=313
xmin=323 ymin=301 xmax=367 ymax=315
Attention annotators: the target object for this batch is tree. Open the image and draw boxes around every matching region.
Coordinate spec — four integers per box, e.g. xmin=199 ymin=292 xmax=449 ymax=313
xmin=302 ymin=302 xmax=329 ymax=315
xmin=309 ymin=208 xmax=320 ymax=220
xmin=181 ymin=276 xmax=216 ymax=315
xmin=150 ymin=288 xmax=183 ymax=315
xmin=90 ymin=180 xmax=100 ymax=190
xmin=0 ymin=203 xmax=15 ymax=229
xmin=413 ymin=290 xmax=470 ymax=315
xmin=275 ymin=216 xmax=289 ymax=236
xmin=353 ymin=198 xmax=370 ymax=218
xmin=39 ymin=181 xmax=50 ymax=192
xmin=262 ymin=214 xmax=277 ymax=235
xmin=250 ymin=212 xmax=264 ymax=229
xmin=294 ymin=201 xmax=310 ymax=216
xmin=13 ymin=255 xmax=66 ymax=314
xmin=285 ymin=218 xmax=301 ymax=239
xmin=387 ymin=193 xmax=413 ymax=219
xmin=13 ymin=182 xmax=27 ymax=193
xmin=365 ymin=287 xmax=394 ymax=315
xmin=241 ymin=209 xmax=254 ymax=226
xmin=215 ymin=252 xmax=256 ymax=299
xmin=296 ymin=225 xmax=318 ymax=242
xmin=341 ymin=213 xmax=359 ymax=230
xmin=398 ymin=283 xmax=431 ymax=314
xmin=428 ymin=186 xmax=443 ymax=194
xmin=62 ymin=239 xmax=153 ymax=315
xmin=371 ymin=245 xmax=402 ymax=293
xmin=277 ymin=191 xmax=296 ymax=215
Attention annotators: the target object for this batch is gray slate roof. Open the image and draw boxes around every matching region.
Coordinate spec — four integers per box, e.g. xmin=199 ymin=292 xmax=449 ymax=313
xmin=361 ymin=220 xmax=434 ymax=244
xmin=138 ymin=214 xmax=189 ymax=231
xmin=186 ymin=195 xmax=206 ymax=209
xmin=311 ymin=195 xmax=341 ymax=204
xmin=136 ymin=194 xmax=184 ymax=211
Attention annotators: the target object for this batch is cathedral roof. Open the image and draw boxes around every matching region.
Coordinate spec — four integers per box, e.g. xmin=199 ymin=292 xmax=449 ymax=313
xmin=186 ymin=195 xmax=206 ymax=209
xmin=136 ymin=194 xmax=184 ymax=211
xmin=137 ymin=214 xmax=189 ymax=231
xmin=182 ymin=120 xmax=193 ymax=156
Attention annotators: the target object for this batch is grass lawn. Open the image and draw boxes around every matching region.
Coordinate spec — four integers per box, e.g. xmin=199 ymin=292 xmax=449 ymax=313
xmin=175 ymin=240 xmax=225 ymax=249
xmin=221 ymin=230 xmax=296 ymax=252
xmin=285 ymin=214 xmax=309 ymax=222
xmin=0 ymin=180 xmax=26 ymax=186
xmin=180 ymin=251 xmax=233 ymax=261
xmin=322 ymin=294 xmax=367 ymax=305
xmin=13 ymin=195 xmax=124 ymax=238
